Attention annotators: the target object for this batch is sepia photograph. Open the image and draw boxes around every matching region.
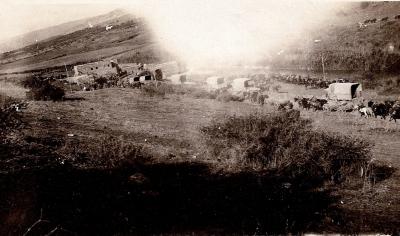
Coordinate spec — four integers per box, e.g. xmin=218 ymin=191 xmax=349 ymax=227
xmin=0 ymin=0 xmax=399 ymax=234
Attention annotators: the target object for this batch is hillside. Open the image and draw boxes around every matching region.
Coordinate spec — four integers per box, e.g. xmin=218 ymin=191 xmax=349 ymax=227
xmin=0 ymin=11 xmax=174 ymax=75
xmin=0 ymin=9 xmax=133 ymax=53
xmin=270 ymin=1 xmax=400 ymax=73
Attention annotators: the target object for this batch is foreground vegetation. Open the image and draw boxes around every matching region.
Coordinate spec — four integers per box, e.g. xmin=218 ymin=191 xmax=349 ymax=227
xmin=22 ymin=76 xmax=65 ymax=101
xmin=0 ymin=85 xmax=398 ymax=234
xmin=201 ymin=110 xmax=371 ymax=182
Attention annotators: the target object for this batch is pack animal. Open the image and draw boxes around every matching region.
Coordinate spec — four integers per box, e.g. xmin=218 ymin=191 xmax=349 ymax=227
xmin=389 ymin=107 xmax=400 ymax=122
xmin=372 ymin=103 xmax=389 ymax=119
xmin=358 ymin=106 xmax=374 ymax=118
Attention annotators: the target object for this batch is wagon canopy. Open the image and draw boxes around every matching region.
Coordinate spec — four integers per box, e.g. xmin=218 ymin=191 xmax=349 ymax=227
xmin=206 ymin=76 xmax=225 ymax=90
xmin=168 ymin=73 xmax=187 ymax=84
xmin=325 ymin=82 xmax=362 ymax=101
xmin=231 ymin=78 xmax=256 ymax=92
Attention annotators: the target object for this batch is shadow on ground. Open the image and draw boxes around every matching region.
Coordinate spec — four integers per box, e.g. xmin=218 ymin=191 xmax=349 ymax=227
xmin=0 ymin=159 xmax=343 ymax=235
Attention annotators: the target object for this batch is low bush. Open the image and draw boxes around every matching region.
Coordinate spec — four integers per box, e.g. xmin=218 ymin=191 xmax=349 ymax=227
xmin=26 ymin=84 xmax=65 ymax=101
xmin=201 ymin=110 xmax=372 ymax=183
xmin=94 ymin=76 xmax=108 ymax=88
xmin=21 ymin=76 xmax=45 ymax=89
xmin=23 ymin=76 xmax=65 ymax=101
xmin=0 ymin=94 xmax=24 ymax=142
xmin=57 ymin=135 xmax=150 ymax=168
xmin=141 ymin=83 xmax=168 ymax=97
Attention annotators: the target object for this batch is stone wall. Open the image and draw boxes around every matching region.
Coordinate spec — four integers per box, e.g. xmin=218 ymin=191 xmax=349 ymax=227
xmin=74 ymin=60 xmax=118 ymax=77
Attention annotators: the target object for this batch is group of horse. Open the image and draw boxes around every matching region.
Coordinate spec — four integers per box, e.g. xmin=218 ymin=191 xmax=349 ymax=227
xmin=356 ymin=100 xmax=400 ymax=122
xmin=290 ymin=96 xmax=400 ymax=122
xmin=358 ymin=13 xmax=400 ymax=28
xmin=270 ymin=74 xmax=352 ymax=89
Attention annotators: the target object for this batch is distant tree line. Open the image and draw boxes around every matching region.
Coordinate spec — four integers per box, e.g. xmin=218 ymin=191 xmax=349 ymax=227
xmin=271 ymin=47 xmax=400 ymax=73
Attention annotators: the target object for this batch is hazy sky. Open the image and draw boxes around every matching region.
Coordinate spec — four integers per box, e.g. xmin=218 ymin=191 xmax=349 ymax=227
xmin=144 ymin=0 xmax=341 ymax=67
xmin=0 ymin=1 xmax=118 ymax=41
xmin=1 ymin=0 xmax=345 ymax=67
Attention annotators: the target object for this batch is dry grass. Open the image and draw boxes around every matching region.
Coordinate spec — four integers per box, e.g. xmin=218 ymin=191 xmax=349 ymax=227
xmin=200 ymin=110 xmax=372 ymax=184
xmin=301 ymin=110 xmax=400 ymax=165
xmin=56 ymin=134 xmax=150 ymax=168
xmin=141 ymin=82 xmax=217 ymax=100
xmin=0 ymin=81 xmax=27 ymax=99
xmin=1 ymin=86 xmax=398 ymax=233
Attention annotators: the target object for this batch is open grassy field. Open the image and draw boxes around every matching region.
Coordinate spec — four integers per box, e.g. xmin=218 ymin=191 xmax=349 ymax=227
xmin=23 ymin=85 xmax=400 ymax=221
xmin=1 ymin=79 xmax=399 ymax=234
xmin=24 ymin=88 xmax=265 ymax=160
xmin=21 ymin=84 xmax=400 ymax=166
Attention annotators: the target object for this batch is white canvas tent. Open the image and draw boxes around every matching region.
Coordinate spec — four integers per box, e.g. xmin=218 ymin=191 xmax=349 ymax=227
xmin=325 ymin=83 xmax=362 ymax=100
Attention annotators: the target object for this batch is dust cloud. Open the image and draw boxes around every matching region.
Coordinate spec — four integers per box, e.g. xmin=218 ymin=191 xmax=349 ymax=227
xmin=135 ymin=0 xmax=342 ymax=69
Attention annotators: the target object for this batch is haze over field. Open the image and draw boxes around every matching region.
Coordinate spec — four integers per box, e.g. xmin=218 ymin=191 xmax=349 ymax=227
xmin=1 ymin=0 xmax=342 ymax=69
xmin=144 ymin=0 xmax=341 ymax=68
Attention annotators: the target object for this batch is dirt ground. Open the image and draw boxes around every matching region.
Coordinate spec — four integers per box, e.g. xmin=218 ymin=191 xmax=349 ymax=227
xmin=1 ymin=82 xmax=400 ymax=234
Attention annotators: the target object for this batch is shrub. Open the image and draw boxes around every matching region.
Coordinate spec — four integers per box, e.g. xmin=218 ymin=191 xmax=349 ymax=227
xmin=94 ymin=76 xmax=108 ymax=88
xmin=141 ymin=83 xmax=168 ymax=97
xmin=27 ymin=84 xmax=65 ymax=101
xmin=23 ymin=76 xmax=65 ymax=101
xmin=58 ymin=135 xmax=150 ymax=168
xmin=0 ymin=94 xmax=24 ymax=142
xmin=21 ymin=76 xmax=45 ymax=89
xmin=201 ymin=110 xmax=372 ymax=183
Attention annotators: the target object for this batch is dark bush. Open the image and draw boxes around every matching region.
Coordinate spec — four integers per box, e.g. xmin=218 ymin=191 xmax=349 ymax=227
xmin=0 ymin=94 xmax=24 ymax=142
xmin=94 ymin=76 xmax=108 ymax=87
xmin=141 ymin=83 xmax=168 ymax=97
xmin=201 ymin=110 xmax=371 ymax=183
xmin=57 ymin=135 xmax=149 ymax=168
xmin=27 ymin=84 xmax=65 ymax=101
xmin=23 ymin=76 xmax=65 ymax=101
xmin=21 ymin=76 xmax=46 ymax=89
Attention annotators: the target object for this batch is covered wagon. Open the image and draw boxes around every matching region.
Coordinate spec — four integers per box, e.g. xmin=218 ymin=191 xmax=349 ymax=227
xmin=167 ymin=73 xmax=187 ymax=85
xmin=324 ymin=82 xmax=362 ymax=101
xmin=206 ymin=76 xmax=226 ymax=91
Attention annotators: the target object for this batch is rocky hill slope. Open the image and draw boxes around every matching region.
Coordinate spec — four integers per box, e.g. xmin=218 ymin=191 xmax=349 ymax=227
xmin=270 ymin=2 xmax=400 ymax=73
